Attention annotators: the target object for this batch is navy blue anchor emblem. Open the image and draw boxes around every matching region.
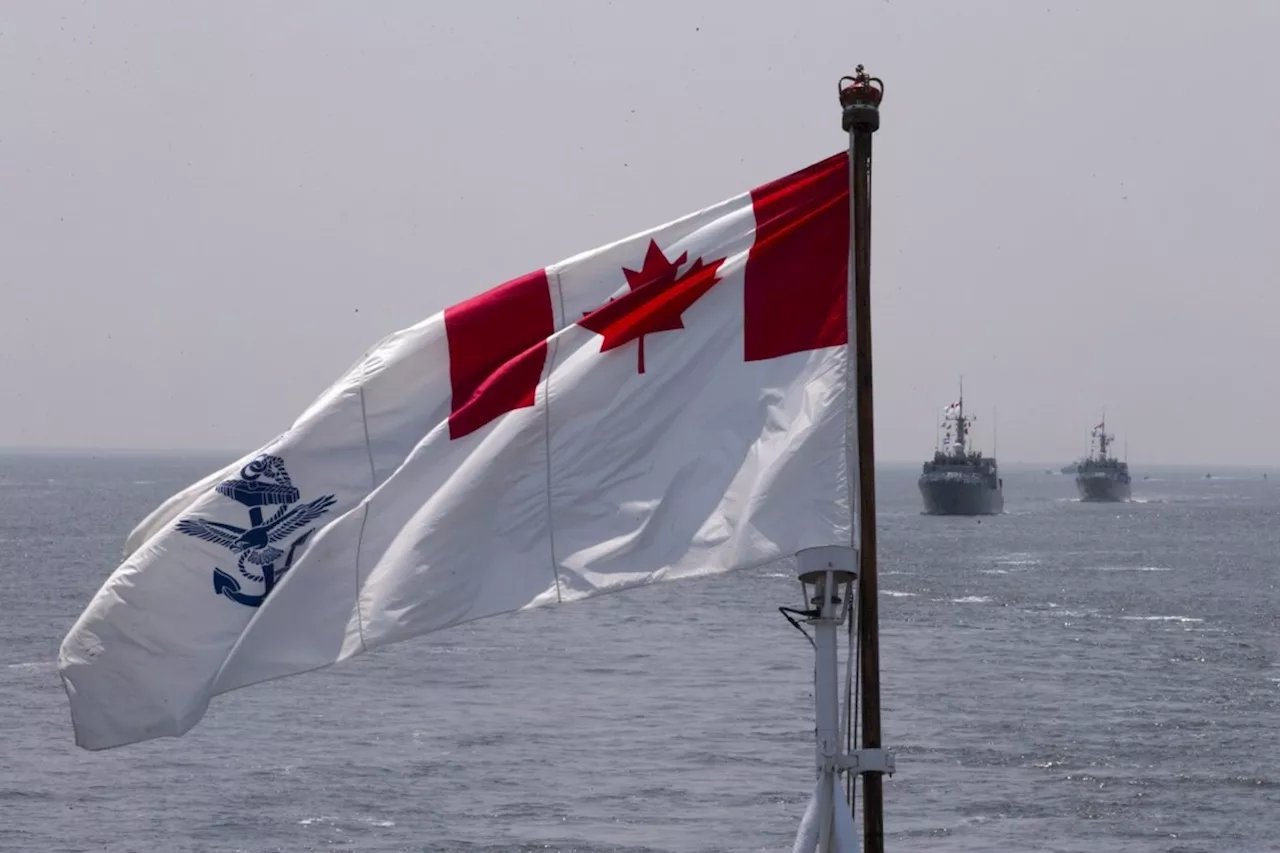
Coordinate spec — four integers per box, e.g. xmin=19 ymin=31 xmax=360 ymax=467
xmin=175 ymin=454 xmax=336 ymax=608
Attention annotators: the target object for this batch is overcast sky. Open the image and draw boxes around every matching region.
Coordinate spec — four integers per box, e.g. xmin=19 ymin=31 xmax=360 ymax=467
xmin=2 ymin=1 xmax=1276 ymax=464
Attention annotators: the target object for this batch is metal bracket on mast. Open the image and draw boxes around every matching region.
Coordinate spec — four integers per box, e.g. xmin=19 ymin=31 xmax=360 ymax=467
xmin=834 ymin=750 xmax=896 ymax=776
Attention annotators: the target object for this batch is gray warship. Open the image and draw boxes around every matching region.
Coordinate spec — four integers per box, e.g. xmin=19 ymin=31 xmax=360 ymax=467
xmin=918 ymin=388 xmax=1003 ymax=515
xmin=1074 ymin=417 xmax=1130 ymax=502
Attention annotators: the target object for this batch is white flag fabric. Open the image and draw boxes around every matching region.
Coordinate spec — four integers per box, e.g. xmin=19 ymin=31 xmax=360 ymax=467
xmin=791 ymin=776 xmax=861 ymax=853
xmin=60 ymin=153 xmax=855 ymax=750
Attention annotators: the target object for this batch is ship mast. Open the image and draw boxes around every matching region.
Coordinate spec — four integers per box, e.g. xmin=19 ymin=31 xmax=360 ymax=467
xmin=840 ymin=65 xmax=887 ymax=853
xmin=1093 ymin=411 xmax=1111 ymax=461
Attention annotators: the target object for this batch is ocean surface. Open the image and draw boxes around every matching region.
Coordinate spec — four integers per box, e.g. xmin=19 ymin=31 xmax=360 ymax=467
xmin=2 ymin=452 xmax=1277 ymax=853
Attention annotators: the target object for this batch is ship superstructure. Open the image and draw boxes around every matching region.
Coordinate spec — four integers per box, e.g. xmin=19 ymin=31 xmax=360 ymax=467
xmin=918 ymin=384 xmax=1003 ymax=515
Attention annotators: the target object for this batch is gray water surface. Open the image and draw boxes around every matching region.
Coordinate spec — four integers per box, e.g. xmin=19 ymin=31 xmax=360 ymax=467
xmin=2 ymin=453 xmax=1277 ymax=852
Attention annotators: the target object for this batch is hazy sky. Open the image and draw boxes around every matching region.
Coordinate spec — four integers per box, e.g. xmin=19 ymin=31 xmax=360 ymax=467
xmin=3 ymin=1 xmax=1277 ymax=465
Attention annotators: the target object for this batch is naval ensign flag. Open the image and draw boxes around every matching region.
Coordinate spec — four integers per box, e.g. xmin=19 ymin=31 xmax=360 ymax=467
xmin=60 ymin=153 xmax=856 ymax=749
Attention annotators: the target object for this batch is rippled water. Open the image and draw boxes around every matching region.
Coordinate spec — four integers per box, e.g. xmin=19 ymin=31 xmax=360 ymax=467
xmin=2 ymin=452 xmax=1277 ymax=852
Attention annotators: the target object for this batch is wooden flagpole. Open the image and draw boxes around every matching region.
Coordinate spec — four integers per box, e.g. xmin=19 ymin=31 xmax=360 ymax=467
xmin=840 ymin=65 xmax=885 ymax=853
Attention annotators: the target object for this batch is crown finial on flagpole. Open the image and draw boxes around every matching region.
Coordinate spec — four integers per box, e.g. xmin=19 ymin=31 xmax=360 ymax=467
xmin=839 ymin=66 xmax=884 ymax=133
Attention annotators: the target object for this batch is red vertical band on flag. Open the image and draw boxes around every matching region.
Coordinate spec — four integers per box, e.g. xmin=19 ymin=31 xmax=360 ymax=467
xmin=743 ymin=153 xmax=850 ymax=362
xmin=445 ymin=270 xmax=554 ymax=439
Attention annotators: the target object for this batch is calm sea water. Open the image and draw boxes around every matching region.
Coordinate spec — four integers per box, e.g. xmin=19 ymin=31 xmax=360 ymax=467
xmin=1 ymin=452 xmax=1277 ymax=853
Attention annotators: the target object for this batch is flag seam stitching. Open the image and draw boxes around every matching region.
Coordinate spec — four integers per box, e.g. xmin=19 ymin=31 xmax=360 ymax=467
xmin=352 ymin=379 xmax=376 ymax=652
xmin=543 ymin=268 xmax=566 ymax=604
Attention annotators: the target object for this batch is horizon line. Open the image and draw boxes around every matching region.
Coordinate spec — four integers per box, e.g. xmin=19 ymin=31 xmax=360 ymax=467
xmin=0 ymin=444 xmax=1273 ymax=471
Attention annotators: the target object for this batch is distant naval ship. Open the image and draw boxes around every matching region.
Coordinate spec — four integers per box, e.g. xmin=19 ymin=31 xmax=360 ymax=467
xmin=1074 ymin=417 xmax=1130 ymax=502
xmin=919 ymin=387 xmax=1003 ymax=515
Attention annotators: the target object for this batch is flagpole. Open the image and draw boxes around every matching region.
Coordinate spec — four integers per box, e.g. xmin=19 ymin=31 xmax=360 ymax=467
xmin=840 ymin=66 xmax=885 ymax=853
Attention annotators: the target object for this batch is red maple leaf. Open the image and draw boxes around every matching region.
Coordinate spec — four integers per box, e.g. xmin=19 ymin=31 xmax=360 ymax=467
xmin=578 ymin=239 xmax=726 ymax=373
